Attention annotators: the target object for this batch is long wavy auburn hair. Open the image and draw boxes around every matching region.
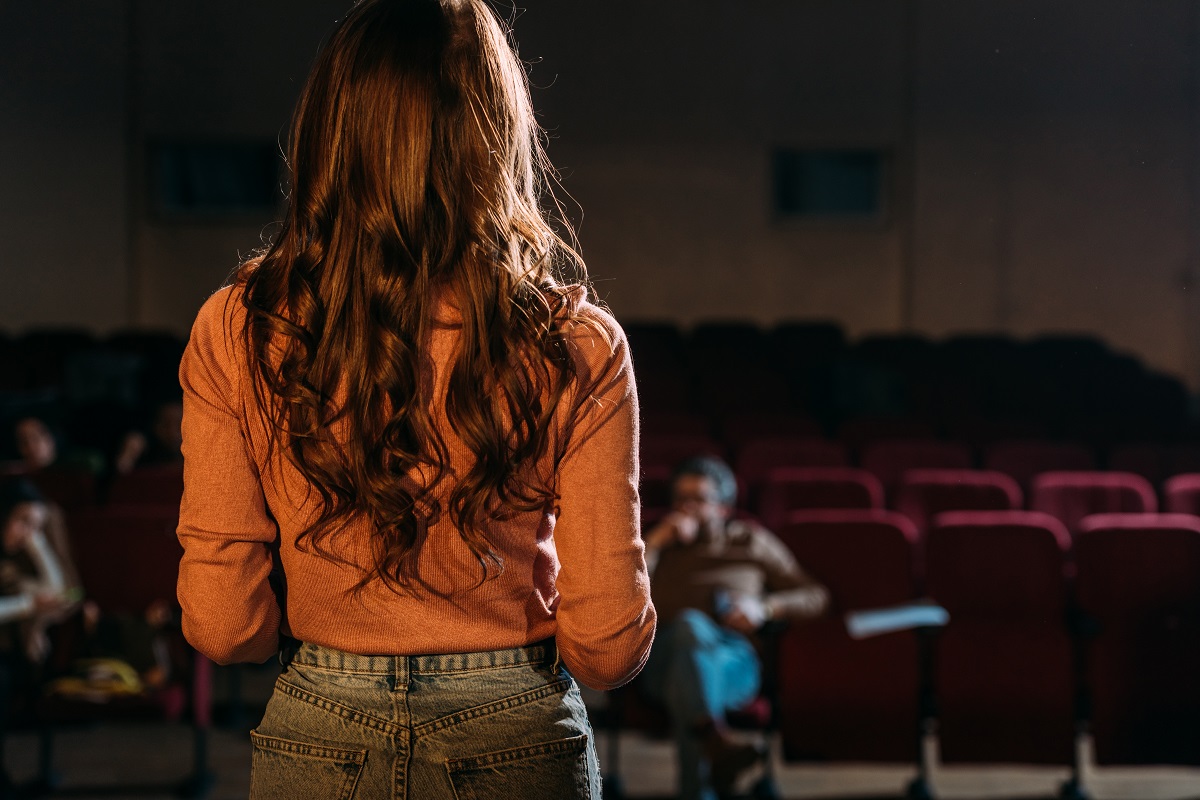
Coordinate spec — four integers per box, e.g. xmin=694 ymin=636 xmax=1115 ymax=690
xmin=237 ymin=0 xmax=595 ymax=593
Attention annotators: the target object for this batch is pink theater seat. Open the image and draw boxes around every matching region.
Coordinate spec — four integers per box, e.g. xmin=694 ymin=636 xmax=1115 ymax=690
xmin=1030 ymin=471 xmax=1157 ymax=537
xmin=925 ymin=511 xmax=1074 ymax=765
xmin=1163 ymin=473 xmax=1200 ymax=515
xmin=734 ymin=437 xmax=849 ymax=487
xmin=755 ymin=467 xmax=883 ymax=531
xmin=984 ymin=440 xmax=1095 ymax=490
xmin=859 ymin=439 xmax=973 ymax=490
xmin=1109 ymin=443 xmax=1200 ymax=486
xmin=893 ymin=469 xmax=1022 ymax=535
xmin=775 ymin=510 xmax=921 ymax=763
xmin=1075 ymin=513 xmax=1200 ymax=765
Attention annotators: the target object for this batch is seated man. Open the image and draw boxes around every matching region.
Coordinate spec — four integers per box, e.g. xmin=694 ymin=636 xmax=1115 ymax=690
xmin=641 ymin=456 xmax=829 ymax=800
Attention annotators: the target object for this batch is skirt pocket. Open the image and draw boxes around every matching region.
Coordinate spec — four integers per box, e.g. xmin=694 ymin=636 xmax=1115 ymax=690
xmin=445 ymin=733 xmax=592 ymax=800
xmin=250 ymin=731 xmax=367 ymax=800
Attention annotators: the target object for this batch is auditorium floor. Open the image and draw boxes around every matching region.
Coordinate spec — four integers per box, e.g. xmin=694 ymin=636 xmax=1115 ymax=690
xmin=5 ymin=666 xmax=1198 ymax=800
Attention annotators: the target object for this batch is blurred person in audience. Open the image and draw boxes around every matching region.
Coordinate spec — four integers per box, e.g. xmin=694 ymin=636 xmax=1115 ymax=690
xmin=12 ymin=416 xmax=103 ymax=477
xmin=13 ymin=417 xmax=56 ymax=472
xmin=642 ymin=456 xmax=829 ymax=800
xmin=113 ymin=398 xmax=184 ymax=474
xmin=0 ymin=479 xmax=82 ymax=798
xmin=0 ymin=479 xmax=80 ymax=660
xmin=46 ymin=598 xmax=178 ymax=701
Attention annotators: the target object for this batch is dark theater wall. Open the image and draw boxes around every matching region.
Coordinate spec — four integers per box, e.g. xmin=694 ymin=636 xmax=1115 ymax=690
xmin=2 ymin=1 xmax=1200 ymax=385
xmin=130 ymin=0 xmax=346 ymax=332
xmin=516 ymin=1 xmax=911 ymax=337
xmin=911 ymin=2 xmax=1200 ymax=383
xmin=0 ymin=4 xmax=130 ymax=331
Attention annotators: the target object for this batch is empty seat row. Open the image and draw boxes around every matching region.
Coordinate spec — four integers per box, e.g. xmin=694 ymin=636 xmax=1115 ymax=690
xmin=643 ymin=433 xmax=1200 ymax=493
xmin=777 ymin=509 xmax=1200 ymax=771
xmin=628 ymin=323 xmax=1191 ymax=440
xmin=644 ymin=464 xmax=1200 ymax=550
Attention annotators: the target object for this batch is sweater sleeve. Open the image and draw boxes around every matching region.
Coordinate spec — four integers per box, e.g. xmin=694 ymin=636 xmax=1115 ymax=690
xmin=754 ymin=527 xmax=830 ymax=620
xmin=176 ymin=288 xmax=281 ymax=665
xmin=551 ymin=310 xmax=657 ymax=690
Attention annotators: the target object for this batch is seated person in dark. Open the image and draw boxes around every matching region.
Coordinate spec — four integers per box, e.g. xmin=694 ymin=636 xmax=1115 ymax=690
xmin=13 ymin=416 xmax=103 ymax=477
xmin=12 ymin=417 xmax=105 ymax=512
xmin=0 ymin=479 xmax=83 ymax=794
xmin=112 ymin=399 xmax=184 ymax=475
xmin=0 ymin=479 xmax=80 ymax=661
xmin=13 ymin=417 xmax=56 ymax=473
xmin=641 ymin=456 xmax=829 ymax=800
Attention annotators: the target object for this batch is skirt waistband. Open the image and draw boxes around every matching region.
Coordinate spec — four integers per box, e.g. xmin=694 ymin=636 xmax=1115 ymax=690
xmin=282 ymin=638 xmax=559 ymax=675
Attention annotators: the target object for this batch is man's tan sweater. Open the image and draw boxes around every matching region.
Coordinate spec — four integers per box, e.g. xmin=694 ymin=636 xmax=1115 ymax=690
xmin=650 ymin=518 xmax=824 ymax=625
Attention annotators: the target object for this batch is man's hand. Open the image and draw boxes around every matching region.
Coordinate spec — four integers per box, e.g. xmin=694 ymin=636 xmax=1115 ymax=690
xmin=644 ymin=511 xmax=701 ymax=550
xmin=32 ymin=589 xmax=69 ymax=615
xmin=721 ymin=594 xmax=770 ymax=634
xmin=114 ymin=431 xmax=148 ymax=474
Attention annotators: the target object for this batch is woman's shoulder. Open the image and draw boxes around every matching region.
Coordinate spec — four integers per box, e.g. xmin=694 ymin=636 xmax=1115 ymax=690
xmin=193 ymin=283 xmax=246 ymax=329
xmin=560 ymin=295 xmax=629 ymax=367
xmin=189 ymin=284 xmax=248 ymax=353
xmin=182 ymin=284 xmax=252 ymax=389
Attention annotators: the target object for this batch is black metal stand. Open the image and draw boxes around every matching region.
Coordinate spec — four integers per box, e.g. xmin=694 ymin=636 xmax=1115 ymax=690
xmin=1061 ymin=608 xmax=1095 ymax=800
xmin=34 ymin=725 xmax=62 ymax=794
xmin=601 ymin=688 xmax=626 ymax=800
xmin=176 ymin=724 xmax=216 ymax=799
xmin=905 ymin=625 xmax=940 ymax=800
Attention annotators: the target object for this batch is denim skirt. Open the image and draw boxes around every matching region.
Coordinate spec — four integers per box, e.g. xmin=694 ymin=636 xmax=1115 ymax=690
xmin=249 ymin=639 xmax=601 ymax=800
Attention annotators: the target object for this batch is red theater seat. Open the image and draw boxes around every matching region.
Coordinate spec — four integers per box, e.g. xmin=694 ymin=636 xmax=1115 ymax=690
xmin=1163 ymin=473 xmax=1200 ymax=515
xmin=1030 ymin=471 xmax=1157 ymax=537
xmin=755 ymin=467 xmax=883 ymax=530
xmin=1109 ymin=442 xmax=1200 ymax=487
xmin=1075 ymin=513 xmax=1200 ymax=766
xmin=859 ymin=439 xmax=973 ymax=491
xmin=893 ymin=469 xmax=1022 ymax=535
xmin=735 ymin=437 xmax=848 ymax=479
xmin=775 ymin=510 xmax=921 ymax=763
xmin=925 ymin=511 xmax=1075 ymax=764
xmin=984 ymin=440 xmax=1095 ymax=490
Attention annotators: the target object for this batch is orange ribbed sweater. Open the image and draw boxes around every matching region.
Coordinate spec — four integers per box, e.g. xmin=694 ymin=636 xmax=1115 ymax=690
xmin=176 ymin=285 xmax=655 ymax=690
